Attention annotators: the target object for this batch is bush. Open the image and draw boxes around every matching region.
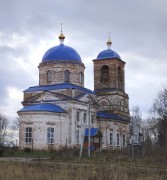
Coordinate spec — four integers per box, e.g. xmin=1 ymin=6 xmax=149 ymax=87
xmin=24 ymin=147 xmax=31 ymax=153
xmin=0 ymin=147 xmax=4 ymax=157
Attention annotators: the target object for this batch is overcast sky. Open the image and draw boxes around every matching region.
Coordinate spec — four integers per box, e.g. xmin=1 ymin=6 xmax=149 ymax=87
xmin=0 ymin=0 xmax=167 ymax=118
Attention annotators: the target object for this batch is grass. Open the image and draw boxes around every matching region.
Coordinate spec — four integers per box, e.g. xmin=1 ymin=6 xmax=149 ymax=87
xmin=0 ymin=147 xmax=167 ymax=179
xmin=0 ymin=159 xmax=167 ymax=180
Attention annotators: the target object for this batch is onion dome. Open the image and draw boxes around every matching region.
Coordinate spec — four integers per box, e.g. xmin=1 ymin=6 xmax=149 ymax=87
xmin=96 ymin=37 xmax=121 ymax=60
xmin=42 ymin=31 xmax=82 ymax=63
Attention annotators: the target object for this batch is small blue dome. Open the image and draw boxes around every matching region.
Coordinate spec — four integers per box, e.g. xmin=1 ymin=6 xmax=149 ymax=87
xmin=96 ymin=49 xmax=121 ymax=60
xmin=42 ymin=44 xmax=82 ymax=63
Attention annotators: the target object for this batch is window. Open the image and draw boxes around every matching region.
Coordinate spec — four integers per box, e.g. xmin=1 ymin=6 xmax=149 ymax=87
xmin=117 ymin=133 xmax=120 ymax=146
xmin=47 ymin=70 xmax=52 ymax=83
xmin=76 ymin=111 xmax=80 ymax=122
xmin=110 ymin=131 xmax=113 ymax=146
xmin=99 ymin=99 xmax=109 ymax=107
xmin=80 ymin=72 xmax=84 ymax=84
xmin=91 ymin=113 xmax=94 ymax=124
xmin=118 ymin=66 xmax=122 ymax=89
xmin=64 ymin=70 xmax=70 ymax=83
xmin=83 ymin=112 xmax=87 ymax=123
xmin=101 ymin=65 xmax=109 ymax=83
xmin=47 ymin=127 xmax=54 ymax=144
xmin=25 ymin=127 xmax=32 ymax=143
xmin=76 ymin=129 xmax=79 ymax=144
xmin=123 ymin=135 xmax=126 ymax=146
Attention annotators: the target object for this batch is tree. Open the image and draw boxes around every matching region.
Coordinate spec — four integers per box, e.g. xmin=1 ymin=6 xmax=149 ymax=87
xmin=0 ymin=113 xmax=9 ymax=145
xmin=152 ymin=88 xmax=167 ymax=146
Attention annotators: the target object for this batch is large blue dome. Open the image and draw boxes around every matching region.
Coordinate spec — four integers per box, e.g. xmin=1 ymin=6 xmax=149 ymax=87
xmin=42 ymin=44 xmax=82 ymax=63
xmin=96 ymin=49 xmax=121 ymax=60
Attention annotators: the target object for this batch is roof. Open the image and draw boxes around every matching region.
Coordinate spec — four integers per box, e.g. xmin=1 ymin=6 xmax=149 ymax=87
xmin=85 ymin=128 xmax=102 ymax=137
xmin=96 ymin=49 xmax=121 ymax=60
xmin=24 ymin=83 xmax=94 ymax=94
xmin=42 ymin=44 xmax=82 ymax=63
xmin=18 ymin=103 xmax=66 ymax=113
xmin=97 ymin=111 xmax=130 ymax=122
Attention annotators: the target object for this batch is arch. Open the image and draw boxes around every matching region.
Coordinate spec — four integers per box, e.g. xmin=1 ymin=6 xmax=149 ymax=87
xmin=99 ymin=99 xmax=110 ymax=106
xmin=47 ymin=70 xmax=52 ymax=83
xmin=120 ymin=99 xmax=127 ymax=107
xmin=80 ymin=72 xmax=84 ymax=84
xmin=101 ymin=65 xmax=109 ymax=83
xmin=64 ymin=70 xmax=70 ymax=83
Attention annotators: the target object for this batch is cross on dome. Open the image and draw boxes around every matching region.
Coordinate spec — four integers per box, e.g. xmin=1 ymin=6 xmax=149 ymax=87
xmin=107 ymin=32 xmax=112 ymax=49
xmin=59 ymin=23 xmax=65 ymax=44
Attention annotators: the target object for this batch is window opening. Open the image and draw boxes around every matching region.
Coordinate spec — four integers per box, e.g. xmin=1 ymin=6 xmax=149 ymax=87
xmin=47 ymin=127 xmax=54 ymax=144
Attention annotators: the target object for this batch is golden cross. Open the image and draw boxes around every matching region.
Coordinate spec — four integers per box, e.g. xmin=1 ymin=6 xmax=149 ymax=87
xmin=61 ymin=23 xmax=63 ymax=32
xmin=108 ymin=32 xmax=111 ymax=40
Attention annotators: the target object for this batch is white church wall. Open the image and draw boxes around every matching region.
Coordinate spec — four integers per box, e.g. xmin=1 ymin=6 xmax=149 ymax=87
xmin=19 ymin=112 xmax=69 ymax=150
xmin=97 ymin=120 xmax=129 ymax=149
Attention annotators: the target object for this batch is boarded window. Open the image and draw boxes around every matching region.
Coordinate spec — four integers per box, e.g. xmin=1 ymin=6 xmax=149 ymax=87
xmin=47 ymin=70 xmax=52 ymax=83
xmin=80 ymin=72 xmax=84 ymax=84
xmin=76 ymin=111 xmax=80 ymax=122
xmin=64 ymin=70 xmax=70 ymax=83
xmin=101 ymin=65 xmax=109 ymax=83
xmin=76 ymin=129 xmax=79 ymax=144
xmin=91 ymin=113 xmax=94 ymax=124
xmin=99 ymin=99 xmax=109 ymax=106
xmin=118 ymin=66 xmax=122 ymax=89
xmin=83 ymin=112 xmax=87 ymax=123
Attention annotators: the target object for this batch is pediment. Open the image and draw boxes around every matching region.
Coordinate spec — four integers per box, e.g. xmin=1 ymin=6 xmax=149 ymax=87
xmin=23 ymin=90 xmax=71 ymax=104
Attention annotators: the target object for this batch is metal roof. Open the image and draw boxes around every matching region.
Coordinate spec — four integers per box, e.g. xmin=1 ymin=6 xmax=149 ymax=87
xmin=24 ymin=83 xmax=94 ymax=94
xmin=85 ymin=128 xmax=101 ymax=137
xmin=42 ymin=44 xmax=82 ymax=63
xmin=18 ymin=103 xmax=65 ymax=113
xmin=96 ymin=49 xmax=121 ymax=60
xmin=97 ymin=111 xmax=130 ymax=122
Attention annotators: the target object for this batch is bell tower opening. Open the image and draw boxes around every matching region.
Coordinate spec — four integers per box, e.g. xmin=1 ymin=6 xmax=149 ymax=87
xmin=101 ymin=65 xmax=109 ymax=84
xmin=118 ymin=66 xmax=122 ymax=89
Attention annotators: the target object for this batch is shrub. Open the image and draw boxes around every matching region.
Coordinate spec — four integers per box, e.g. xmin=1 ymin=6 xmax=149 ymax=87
xmin=24 ymin=147 xmax=31 ymax=153
xmin=0 ymin=147 xmax=4 ymax=157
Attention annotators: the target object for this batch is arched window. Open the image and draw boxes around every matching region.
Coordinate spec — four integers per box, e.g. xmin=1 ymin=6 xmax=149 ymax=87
xmin=118 ymin=66 xmax=122 ymax=89
xmin=64 ymin=70 xmax=70 ymax=83
xmin=99 ymin=99 xmax=110 ymax=106
xmin=101 ymin=65 xmax=109 ymax=83
xmin=47 ymin=70 xmax=52 ymax=83
xmin=118 ymin=66 xmax=122 ymax=81
xmin=80 ymin=72 xmax=84 ymax=84
xmin=120 ymin=99 xmax=127 ymax=107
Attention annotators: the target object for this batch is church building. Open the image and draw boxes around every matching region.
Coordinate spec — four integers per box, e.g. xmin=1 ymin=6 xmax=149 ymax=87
xmin=18 ymin=30 xmax=130 ymax=150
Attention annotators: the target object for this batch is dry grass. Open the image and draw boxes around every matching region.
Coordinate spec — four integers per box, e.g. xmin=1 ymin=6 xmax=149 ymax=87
xmin=1 ymin=146 xmax=167 ymax=180
xmin=0 ymin=159 xmax=167 ymax=180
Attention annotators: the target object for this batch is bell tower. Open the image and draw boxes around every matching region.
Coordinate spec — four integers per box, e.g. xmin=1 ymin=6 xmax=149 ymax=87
xmin=93 ymin=37 xmax=129 ymax=118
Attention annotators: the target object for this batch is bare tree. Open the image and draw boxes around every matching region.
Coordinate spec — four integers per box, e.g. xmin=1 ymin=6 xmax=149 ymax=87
xmin=0 ymin=114 xmax=9 ymax=145
xmin=152 ymin=87 xmax=167 ymax=146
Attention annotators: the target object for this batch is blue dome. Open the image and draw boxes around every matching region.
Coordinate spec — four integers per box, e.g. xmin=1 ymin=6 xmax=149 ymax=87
xmin=96 ymin=49 xmax=121 ymax=60
xmin=42 ymin=44 xmax=82 ymax=63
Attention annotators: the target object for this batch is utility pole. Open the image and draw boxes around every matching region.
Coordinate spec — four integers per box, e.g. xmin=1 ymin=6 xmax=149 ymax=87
xmin=88 ymin=96 xmax=91 ymax=157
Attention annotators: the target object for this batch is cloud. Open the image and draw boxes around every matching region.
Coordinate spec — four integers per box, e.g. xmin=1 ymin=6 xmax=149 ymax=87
xmin=0 ymin=0 xmax=167 ymax=118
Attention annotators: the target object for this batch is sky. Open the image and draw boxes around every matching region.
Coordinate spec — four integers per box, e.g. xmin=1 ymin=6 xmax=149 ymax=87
xmin=0 ymin=0 xmax=167 ymax=119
